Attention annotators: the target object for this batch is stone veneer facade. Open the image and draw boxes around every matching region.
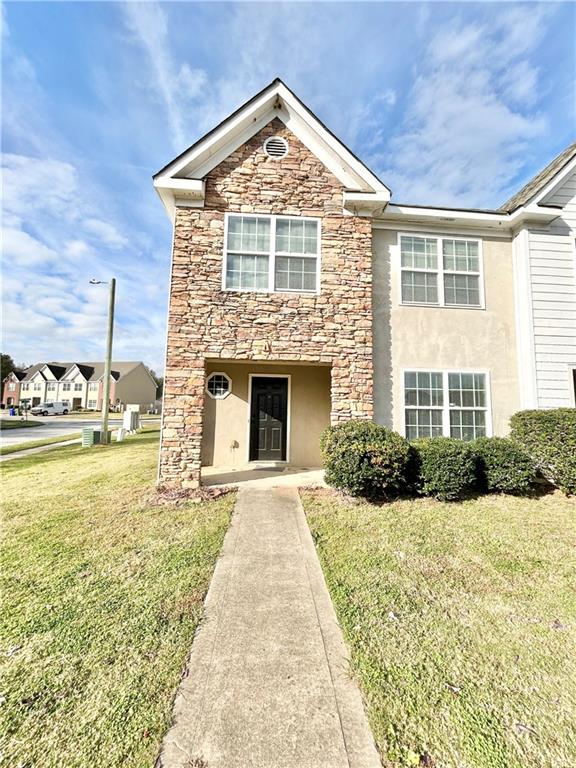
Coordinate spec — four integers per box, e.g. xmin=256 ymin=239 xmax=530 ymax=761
xmin=160 ymin=118 xmax=374 ymax=487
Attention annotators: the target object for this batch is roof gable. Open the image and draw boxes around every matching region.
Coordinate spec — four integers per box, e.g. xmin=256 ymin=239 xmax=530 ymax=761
xmin=153 ymin=78 xmax=390 ymax=218
xmin=500 ymin=142 xmax=576 ymax=212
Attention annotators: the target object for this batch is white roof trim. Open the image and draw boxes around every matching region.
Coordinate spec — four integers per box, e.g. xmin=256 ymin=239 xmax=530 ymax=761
xmin=536 ymin=154 xmax=576 ymax=206
xmin=153 ymin=80 xmax=390 ymax=219
xmin=375 ymin=203 xmax=561 ymax=231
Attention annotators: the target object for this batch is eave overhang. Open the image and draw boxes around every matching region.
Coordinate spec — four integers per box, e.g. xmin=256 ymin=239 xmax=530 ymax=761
xmin=374 ymin=203 xmax=561 ymax=232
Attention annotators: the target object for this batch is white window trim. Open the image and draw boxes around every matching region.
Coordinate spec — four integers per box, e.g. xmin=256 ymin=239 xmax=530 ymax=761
xmin=401 ymin=368 xmax=493 ymax=439
xmin=246 ymin=373 xmax=292 ymax=464
xmin=396 ymin=232 xmax=485 ymax=310
xmin=222 ymin=212 xmax=321 ymax=295
xmin=206 ymin=371 xmax=232 ymax=400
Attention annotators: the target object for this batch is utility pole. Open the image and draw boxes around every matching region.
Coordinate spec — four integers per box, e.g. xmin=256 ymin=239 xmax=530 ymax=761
xmin=100 ymin=277 xmax=116 ymax=444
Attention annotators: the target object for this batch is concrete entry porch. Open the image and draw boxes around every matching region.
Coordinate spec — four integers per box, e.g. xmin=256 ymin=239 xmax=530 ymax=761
xmin=201 ymin=464 xmax=326 ymax=489
xmin=202 ymin=360 xmax=331 ymax=470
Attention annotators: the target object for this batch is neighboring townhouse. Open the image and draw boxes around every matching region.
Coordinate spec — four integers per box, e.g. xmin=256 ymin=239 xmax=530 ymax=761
xmin=3 ymin=370 xmax=26 ymax=406
xmin=6 ymin=361 xmax=157 ymax=412
xmin=503 ymin=145 xmax=576 ymax=409
xmin=153 ymin=79 xmax=575 ymax=488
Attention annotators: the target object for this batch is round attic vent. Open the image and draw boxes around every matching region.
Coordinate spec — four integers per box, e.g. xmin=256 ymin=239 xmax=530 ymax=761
xmin=263 ymin=136 xmax=289 ymax=159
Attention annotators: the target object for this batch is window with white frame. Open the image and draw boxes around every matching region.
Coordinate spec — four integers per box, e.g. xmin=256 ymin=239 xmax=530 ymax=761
xmin=89 ymin=382 xmax=98 ymax=391
xmin=21 ymin=383 xmax=29 ymax=390
xmin=74 ymin=383 xmax=83 ymax=391
xmin=88 ymin=399 xmax=97 ymax=409
xmin=224 ymin=214 xmax=319 ymax=293
xmin=8 ymin=382 xmax=15 ymax=391
xmin=34 ymin=383 xmax=42 ymax=391
xmin=400 ymin=235 xmax=483 ymax=307
xmin=62 ymin=382 xmax=71 ymax=391
xmin=206 ymin=372 xmax=231 ymax=399
xmin=404 ymin=370 xmax=489 ymax=440
xmin=47 ymin=382 xmax=56 ymax=391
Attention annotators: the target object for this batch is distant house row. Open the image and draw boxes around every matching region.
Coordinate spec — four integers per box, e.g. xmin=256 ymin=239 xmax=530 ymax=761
xmin=3 ymin=361 xmax=157 ymax=412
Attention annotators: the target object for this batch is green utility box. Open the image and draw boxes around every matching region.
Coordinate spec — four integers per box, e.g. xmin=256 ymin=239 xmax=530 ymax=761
xmin=93 ymin=429 xmax=112 ymax=445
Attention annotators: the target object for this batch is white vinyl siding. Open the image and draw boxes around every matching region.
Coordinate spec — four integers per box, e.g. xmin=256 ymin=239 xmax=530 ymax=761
xmin=224 ymin=213 xmax=320 ymax=293
xmin=404 ymin=370 xmax=491 ymax=440
xmin=526 ymin=170 xmax=576 ymax=407
xmin=399 ymin=234 xmax=484 ymax=308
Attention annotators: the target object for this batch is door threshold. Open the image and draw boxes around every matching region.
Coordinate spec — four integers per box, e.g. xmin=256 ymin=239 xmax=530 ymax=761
xmin=249 ymin=462 xmax=288 ymax=471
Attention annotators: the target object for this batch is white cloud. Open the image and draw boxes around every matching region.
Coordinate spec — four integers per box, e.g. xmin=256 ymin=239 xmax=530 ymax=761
xmin=121 ymin=1 xmax=208 ymax=149
xmin=83 ymin=219 xmax=128 ymax=249
xmin=2 ymin=228 xmax=59 ymax=265
xmin=65 ymin=239 xmax=93 ymax=258
xmin=377 ymin=7 xmax=551 ymax=207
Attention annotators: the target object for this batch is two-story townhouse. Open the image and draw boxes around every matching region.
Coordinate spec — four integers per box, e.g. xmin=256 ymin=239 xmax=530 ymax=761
xmin=154 ymin=79 xmax=574 ymax=488
xmin=504 ymin=145 xmax=576 ymax=409
xmin=2 ymin=370 xmax=26 ymax=406
xmin=6 ymin=361 xmax=157 ymax=411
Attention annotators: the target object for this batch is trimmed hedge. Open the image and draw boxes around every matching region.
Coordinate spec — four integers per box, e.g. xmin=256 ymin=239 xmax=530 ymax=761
xmin=320 ymin=420 xmax=412 ymax=499
xmin=510 ymin=409 xmax=576 ymax=495
xmin=412 ymin=437 xmax=477 ymax=501
xmin=472 ymin=437 xmax=535 ymax=495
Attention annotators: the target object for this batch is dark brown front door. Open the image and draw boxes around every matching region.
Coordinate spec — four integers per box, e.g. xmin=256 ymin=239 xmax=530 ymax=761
xmin=249 ymin=377 xmax=288 ymax=461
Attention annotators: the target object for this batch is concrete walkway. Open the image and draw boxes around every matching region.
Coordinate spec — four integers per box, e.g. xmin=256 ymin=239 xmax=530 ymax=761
xmin=157 ymin=487 xmax=381 ymax=768
xmin=0 ymin=438 xmax=81 ymax=462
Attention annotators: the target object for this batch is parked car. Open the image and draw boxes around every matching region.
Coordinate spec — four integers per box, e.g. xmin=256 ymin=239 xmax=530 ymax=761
xmin=30 ymin=401 xmax=70 ymax=416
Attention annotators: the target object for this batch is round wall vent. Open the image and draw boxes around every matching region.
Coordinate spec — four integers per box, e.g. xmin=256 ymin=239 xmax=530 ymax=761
xmin=263 ymin=136 xmax=289 ymax=159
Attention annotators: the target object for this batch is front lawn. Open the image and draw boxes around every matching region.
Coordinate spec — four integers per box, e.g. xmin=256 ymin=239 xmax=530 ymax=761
xmin=303 ymin=490 xmax=576 ymax=768
xmin=1 ymin=429 xmax=234 ymax=768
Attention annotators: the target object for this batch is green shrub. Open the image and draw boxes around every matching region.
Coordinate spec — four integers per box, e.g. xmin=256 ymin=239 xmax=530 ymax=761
xmin=412 ymin=437 xmax=476 ymax=501
xmin=320 ymin=420 xmax=412 ymax=500
xmin=472 ymin=437 xmax=535 ymax=494
xmin=510 ymin=409 xmax=576 ymax=495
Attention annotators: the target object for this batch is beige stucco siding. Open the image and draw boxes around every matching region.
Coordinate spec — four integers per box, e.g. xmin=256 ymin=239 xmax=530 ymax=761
xmin=372 ymin=229 xmax=520 ymax=436
xmin=202 ymin=362 xmax=331 ymax=467
xmin=115 ymin=365 xmax=157 ymax=410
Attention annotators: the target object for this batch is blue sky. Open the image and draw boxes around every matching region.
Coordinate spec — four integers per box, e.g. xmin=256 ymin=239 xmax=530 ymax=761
xmin=2 ymin=1 xmax=575 ymax=372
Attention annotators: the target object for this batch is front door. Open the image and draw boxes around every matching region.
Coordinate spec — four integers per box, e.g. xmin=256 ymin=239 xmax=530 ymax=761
xmin=249 ymin=377 xmax=288 ymax=461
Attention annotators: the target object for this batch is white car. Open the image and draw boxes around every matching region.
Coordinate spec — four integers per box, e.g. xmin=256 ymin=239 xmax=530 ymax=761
xmin=30 ymin=401 xmax=70 ymax=416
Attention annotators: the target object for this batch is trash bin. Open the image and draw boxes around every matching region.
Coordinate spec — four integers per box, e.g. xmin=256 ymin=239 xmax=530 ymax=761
xmin=82 ymin=427 xmax=94 ymax=448
xmin=9 ymin=407 xmax=15 ymax=416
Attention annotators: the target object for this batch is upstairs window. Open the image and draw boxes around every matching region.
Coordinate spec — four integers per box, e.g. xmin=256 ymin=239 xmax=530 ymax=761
xmin=224 ymin=214 xmax=320 ymax=293
xmin=74 ymin=383 xmax=83 ymax=391
xmin=400 ymin=234 xmax=483 ymax=308
xmin=47 ymin=382 xmax=56 ymax=391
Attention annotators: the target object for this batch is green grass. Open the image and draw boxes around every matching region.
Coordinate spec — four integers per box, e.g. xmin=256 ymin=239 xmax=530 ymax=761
xmin=1 ymin=429 xmax=234 ymax=768
xmin=0 ymin=432 xmax=83 ymax=456
xmin=303 ymin=490 xmax=576 ymax=768
xmin=0 ymin=418 xmax=43 ymax=429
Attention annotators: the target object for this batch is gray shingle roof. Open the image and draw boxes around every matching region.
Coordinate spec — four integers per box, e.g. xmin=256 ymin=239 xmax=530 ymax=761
xmin=19 ymin=361 xmax=142 ymax=383
xmin=500 ymin=142 xmax=576 ymax=213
